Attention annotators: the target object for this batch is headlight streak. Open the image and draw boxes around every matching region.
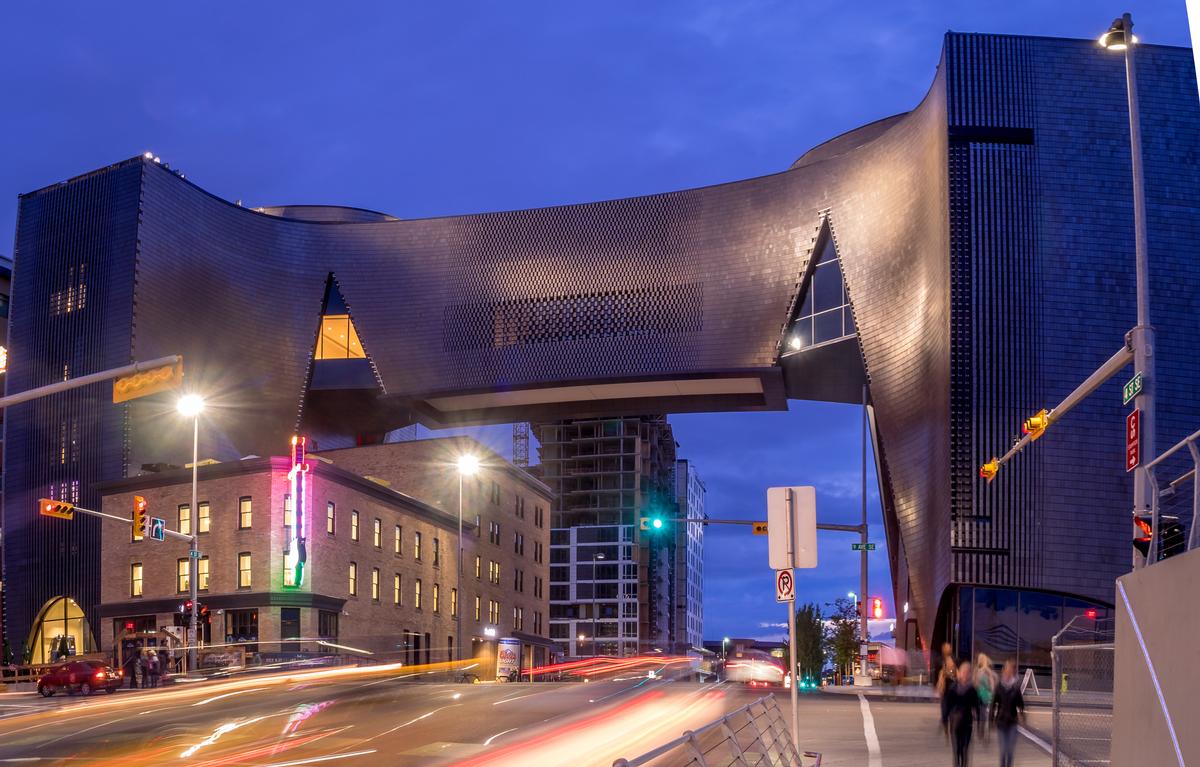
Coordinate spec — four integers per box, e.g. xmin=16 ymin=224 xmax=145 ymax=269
xmin=253 ymin=750 xmax=378 ymax=767
xmin=180 ymin=716 xmax=267 ymax=758
xmin=0 ymin=657 xmax=477 ymax=739
xmin=192 ymin=687 xmax=268 ymax=707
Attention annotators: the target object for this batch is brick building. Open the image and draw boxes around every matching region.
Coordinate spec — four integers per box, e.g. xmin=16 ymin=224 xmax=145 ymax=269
xmin=97 ymin=436 xmax=554 ymax=674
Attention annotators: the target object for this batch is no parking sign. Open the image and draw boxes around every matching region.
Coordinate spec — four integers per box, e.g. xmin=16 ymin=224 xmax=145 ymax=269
xmin=775 ymin=569 xmax=794 ymax=603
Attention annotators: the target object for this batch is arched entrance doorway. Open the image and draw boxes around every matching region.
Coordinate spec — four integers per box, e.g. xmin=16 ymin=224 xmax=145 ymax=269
xmin=24 ymin=596 xmax=97 ymax=665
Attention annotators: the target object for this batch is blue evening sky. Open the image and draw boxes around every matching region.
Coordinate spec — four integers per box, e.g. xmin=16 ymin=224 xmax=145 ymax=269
xmin=1 ymin=2 xmax=1190 ymax=643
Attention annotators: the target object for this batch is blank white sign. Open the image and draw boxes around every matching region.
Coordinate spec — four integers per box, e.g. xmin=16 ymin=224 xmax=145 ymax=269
xmin=766 ymin=486 xmax=817 ymax=569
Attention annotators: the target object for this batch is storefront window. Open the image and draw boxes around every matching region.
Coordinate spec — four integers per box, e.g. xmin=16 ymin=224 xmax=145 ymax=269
xmin=972 ymin=588 xmax=1018 ymax=661
xmin=25 ymin=596 xmax=97 ymax=664
xmin=226 ymin=609 xmax=258 ymax=654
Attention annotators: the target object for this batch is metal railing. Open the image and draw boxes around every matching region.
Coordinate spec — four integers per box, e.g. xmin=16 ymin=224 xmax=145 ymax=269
xmin=1052 ymin=619 xmax=1114 ymax=767
xmin=612 ymin=695 xmax=820 ymax=767
xmin=1145 ymin=426 xmax=1200 ymax=562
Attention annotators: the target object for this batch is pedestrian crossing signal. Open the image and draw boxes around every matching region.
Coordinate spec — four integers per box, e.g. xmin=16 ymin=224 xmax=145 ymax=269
xmin=38 ymin=498 xmax=75 ymax=520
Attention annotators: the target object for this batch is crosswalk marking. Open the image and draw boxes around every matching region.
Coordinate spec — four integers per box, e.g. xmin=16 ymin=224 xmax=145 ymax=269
xmin=858 ymin=693 xmax=882 ymax=767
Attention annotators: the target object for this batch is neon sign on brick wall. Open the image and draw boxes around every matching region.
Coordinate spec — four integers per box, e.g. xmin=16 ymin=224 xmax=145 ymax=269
xmin=284 ymin=435 xmax=310 ymax=587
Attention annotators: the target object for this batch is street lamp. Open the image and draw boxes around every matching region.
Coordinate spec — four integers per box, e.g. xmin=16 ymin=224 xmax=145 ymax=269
xmin=176 ymin=393 xmax=204 ymax=673
xmin=455 ymin=454 xmax=480 ymax=663
xmin=722 ymin=636 xmax=730 ymax=661
xmin=591 ymin=551 xmax=605 ymax=658
xmin=1099 ymin=13 xmax=1156 ymax=567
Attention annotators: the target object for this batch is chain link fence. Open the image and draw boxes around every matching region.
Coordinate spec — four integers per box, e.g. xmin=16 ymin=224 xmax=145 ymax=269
xmin=1052 ymin=620 xmax=1114 ymax=767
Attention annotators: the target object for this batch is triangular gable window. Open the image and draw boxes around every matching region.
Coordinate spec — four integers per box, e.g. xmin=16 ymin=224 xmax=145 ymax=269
xmin=785 ymin=234 xmax=856 ymax=353
xmin=314 ymin=280 xmax=367 ymax=360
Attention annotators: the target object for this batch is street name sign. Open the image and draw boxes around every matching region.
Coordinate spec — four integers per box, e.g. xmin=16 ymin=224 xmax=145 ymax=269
xmin=1126 ymin=409 xmax=1141 ymax=472
xmin=189 ymin=549 xmax=202 ymax=559
xmin=149 ymin=517 xmax=166 ymax=541
xmin=851 ymin=542 xmax=876 ymax=551
xmin=1123 ymin=372 xmax=1143 ymax=406
xmin=752 ymin=522 xmax=768 ymax=536
xmin=766 ymin=486 xmax=817 ymax=570
xmin=775 ymin=569 xmax=795 ymax=603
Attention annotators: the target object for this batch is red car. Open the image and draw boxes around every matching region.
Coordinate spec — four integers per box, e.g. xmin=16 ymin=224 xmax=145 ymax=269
xmin=37 ymin=660 xmax=122 ymax=696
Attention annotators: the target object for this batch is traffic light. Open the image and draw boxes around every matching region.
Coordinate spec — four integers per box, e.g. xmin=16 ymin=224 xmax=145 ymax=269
xmin=979 ymin=459 xmax=999 ymax=482
xmin=38 ymin=498 xmax=75 ymax=520
xmin=133 ymin=495 xmax=148 ymax=540
xmin=112 ymin=359 xmax=184 ymax=403
xmin=1133 ymin=513 xmax=1186 ymax=562
xmin=1022 ymin=409 xmax=1050 ymax=441
xmin=870 ymin=597 xmax=884 ymax=620
xmin=639 ymin=516 xmax=665 ymax=532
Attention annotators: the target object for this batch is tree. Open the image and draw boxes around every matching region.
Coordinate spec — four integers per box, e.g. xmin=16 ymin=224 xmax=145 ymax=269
xmin=824 ymin=596 xmax=859 ymax=679
xmin=793 ymin=602 xmax=825 ymax=681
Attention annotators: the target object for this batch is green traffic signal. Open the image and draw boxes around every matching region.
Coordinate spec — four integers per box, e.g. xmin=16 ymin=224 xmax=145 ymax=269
xmin=652 ymin=517 xmax=663 ymax=530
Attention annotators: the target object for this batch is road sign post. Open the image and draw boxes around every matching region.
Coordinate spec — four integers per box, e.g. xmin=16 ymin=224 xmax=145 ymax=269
xmin=766 ymin=486 xmax=814 ymax=754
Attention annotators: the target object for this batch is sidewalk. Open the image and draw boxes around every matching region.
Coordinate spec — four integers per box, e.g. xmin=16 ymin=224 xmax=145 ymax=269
xmin=820 ymin=684 xmax=936 ymax=702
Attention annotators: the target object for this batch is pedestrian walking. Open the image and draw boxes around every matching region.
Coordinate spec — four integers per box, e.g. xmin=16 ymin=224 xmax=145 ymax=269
xmin=974 ymin=653 xmax=996 ymax=741
xmin=992 ymin=660 xmax=1026 ymax=767
xmin=942 ymin=661 xmax=981 ymax=767
xmin=148 ymin=651 xmax=160 ymax=688
xmin=935 ymin=643 xmax=958 ymax=739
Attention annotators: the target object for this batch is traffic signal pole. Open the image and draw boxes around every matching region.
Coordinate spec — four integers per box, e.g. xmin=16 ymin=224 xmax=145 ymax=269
xmin=1119 ymin=14 xmax=1158 ymax=568
xmin=0 ymin=354 xmax=182 ymax=409
xmin=859 ymin=384 xmax=869 ymax=685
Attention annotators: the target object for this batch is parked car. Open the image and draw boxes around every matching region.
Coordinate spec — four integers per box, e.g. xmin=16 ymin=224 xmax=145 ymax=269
xmin=37 ymin=660 xmax=122 ymax=696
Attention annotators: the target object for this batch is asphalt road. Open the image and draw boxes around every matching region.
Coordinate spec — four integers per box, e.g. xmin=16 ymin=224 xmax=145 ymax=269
xmin=0 ymin=665 xmax=765 ymax=766
xmin=0 ymin=668 xmax=1055 ymax=767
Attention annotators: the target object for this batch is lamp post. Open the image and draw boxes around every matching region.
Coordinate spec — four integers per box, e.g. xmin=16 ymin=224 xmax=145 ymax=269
xmin=455 ymin=454 xmax=480 ymax=663
xmin=591 ymin=551 xmax=605 ymax=658
xmin=176 ymin=394 xmax=204 ymax=674
xmin=1099 ymin=13 xmax=1156 ymax=567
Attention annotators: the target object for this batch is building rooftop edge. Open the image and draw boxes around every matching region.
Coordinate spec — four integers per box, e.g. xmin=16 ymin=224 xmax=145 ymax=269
xmin=98 ymin=455 xmax=475 ymax=533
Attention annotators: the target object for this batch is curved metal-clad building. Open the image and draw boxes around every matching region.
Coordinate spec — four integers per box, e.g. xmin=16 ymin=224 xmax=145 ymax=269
xmin=5 ymin=32 xmax=1199 ymax=667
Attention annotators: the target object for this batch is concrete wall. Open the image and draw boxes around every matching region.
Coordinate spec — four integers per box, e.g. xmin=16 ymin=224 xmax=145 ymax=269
xmin=1112 ymin=547 xmax=1200 ymax=764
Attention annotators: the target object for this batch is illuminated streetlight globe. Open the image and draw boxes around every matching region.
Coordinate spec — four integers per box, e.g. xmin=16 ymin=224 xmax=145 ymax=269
xmin=176 ymin=394 xmax=205 ymax=417
xmin=456 ymin=454 xmax=480 ymax=476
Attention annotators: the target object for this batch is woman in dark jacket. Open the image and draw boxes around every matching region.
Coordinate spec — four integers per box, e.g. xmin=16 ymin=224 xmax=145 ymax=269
xmin=942 ymin=661 xmax=981 ymax=767
xmin=991 ymin=660 xmax=1026 ymax=767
